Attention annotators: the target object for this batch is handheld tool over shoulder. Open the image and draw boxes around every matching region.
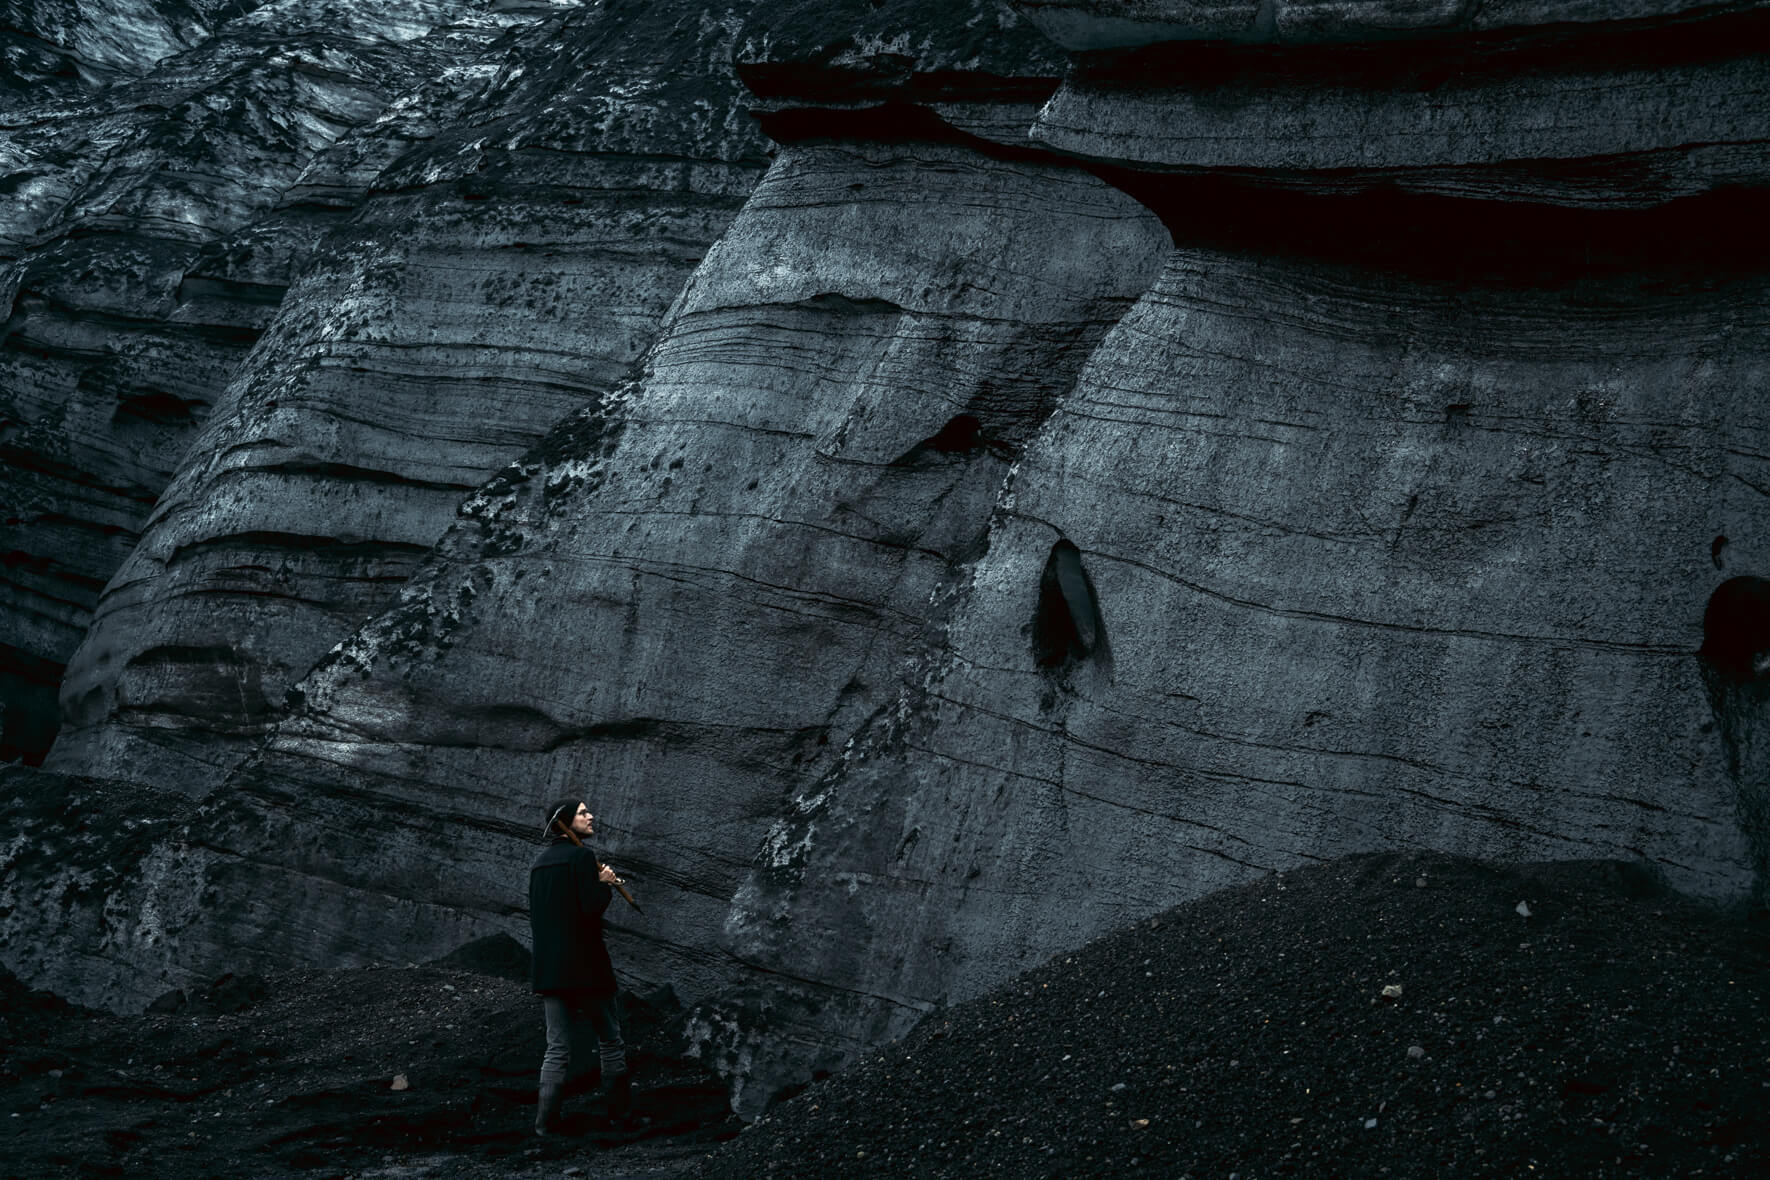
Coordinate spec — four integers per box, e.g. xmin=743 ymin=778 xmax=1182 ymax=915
xmin=553 ymin=820 xmax=644 ymax=914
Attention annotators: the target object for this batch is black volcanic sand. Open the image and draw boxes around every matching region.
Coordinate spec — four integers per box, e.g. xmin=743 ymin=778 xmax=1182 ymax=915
xmin=0 ymin=944 xmax=737 ymax=1179
xmin=697 ymin=853 xmax=1770 ymax=1179
xmin=6 ymin=854 xmax=1767 ymax=1179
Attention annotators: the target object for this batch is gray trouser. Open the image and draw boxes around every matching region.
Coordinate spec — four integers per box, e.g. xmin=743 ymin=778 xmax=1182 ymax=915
xmin=539 ymin=991 xmax=625 ymax=1086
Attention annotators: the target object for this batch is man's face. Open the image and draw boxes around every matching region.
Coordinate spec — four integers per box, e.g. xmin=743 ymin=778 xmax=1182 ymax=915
xmin=571 ymin=803 xmax=594 ymax=838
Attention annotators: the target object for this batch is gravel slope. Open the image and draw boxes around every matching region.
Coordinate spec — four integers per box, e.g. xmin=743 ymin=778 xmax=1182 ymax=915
xmin=696 ymin=853 xmax=1769 ymax=1179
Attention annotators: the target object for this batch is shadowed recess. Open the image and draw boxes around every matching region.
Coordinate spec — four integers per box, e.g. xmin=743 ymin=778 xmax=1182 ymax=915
xmin=1 ymin=645 xmax=64 ymax=765
xmin=755 ymin=102 xmax=1770 ymax=283
xmin=1700 ymin=576 xmax=1770 ymax=680
xmin=890 ymin=413 xmax=989 ymax=466
xmin=113 ymin=390 xmax=205 ymax=426
xmin=1034 ymin=538 xmax=1103 ymax=669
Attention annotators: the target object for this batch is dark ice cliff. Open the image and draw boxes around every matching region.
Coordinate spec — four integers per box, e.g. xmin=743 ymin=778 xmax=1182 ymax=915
xmin=4 ymin=0 xmax=1770 ymax=1131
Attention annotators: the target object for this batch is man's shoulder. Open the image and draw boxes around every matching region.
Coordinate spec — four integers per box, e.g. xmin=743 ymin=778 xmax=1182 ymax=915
xmin=531 ymin=842 xmax=597 ymax=871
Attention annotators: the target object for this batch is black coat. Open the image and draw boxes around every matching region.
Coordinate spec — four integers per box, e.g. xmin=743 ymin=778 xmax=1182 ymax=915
xmin=528 ymin=840 xmax=617 ymax=996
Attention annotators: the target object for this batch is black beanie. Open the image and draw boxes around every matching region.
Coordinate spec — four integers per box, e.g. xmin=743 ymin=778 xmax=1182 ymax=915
xmin=541 ymin=799 xmax=582 ymax=841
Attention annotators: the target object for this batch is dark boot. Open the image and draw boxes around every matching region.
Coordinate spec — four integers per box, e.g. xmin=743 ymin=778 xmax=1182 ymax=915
xmin=535 ymin=1080 xmax=564 ymax=1135
xmin=605 ymin=1069 xmax=633 ymax=1121
xmin=592 ymin=1067 xmax=633 ymax=1127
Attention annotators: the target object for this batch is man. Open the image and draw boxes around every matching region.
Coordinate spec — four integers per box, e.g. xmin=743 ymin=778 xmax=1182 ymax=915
xmin=530 ymin=799 xmax=631 ymax=1134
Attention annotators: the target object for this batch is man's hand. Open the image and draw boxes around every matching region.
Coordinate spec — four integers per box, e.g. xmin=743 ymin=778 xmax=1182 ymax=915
xmin=598 ymin=864 xmax=618 ymax=885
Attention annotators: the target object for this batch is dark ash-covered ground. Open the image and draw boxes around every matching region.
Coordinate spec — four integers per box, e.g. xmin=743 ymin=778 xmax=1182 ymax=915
xmin=5 ymin=853 xmax=1767 ymax=1178
xmin=0 ymin=938 xmax=737 ymax=1180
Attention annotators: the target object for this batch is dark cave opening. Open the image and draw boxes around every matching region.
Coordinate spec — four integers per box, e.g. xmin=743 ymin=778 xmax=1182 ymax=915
xmin=1700 ymin=576 xmax=1770 ymax=681
xmin=1033 ymin=539 xmax=1103 ymax=670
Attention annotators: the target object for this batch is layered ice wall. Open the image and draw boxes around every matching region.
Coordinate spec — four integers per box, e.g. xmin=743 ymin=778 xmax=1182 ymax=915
xmin=5 ymin=0 xmax=1769 ymax=1115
